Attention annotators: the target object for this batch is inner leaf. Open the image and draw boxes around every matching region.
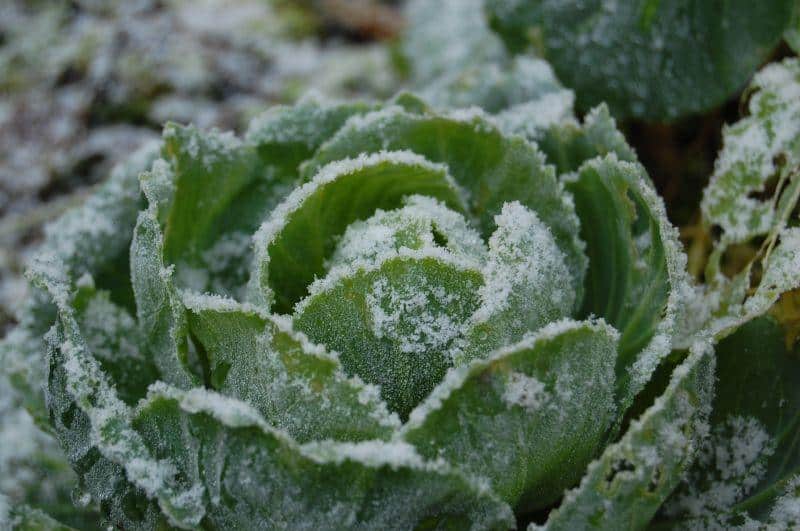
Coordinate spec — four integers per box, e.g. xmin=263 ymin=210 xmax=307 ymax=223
xmin=253 ymin=150 xmax=468 ymax=313
xmin=293 ymin=253 xmax=483 ymax=418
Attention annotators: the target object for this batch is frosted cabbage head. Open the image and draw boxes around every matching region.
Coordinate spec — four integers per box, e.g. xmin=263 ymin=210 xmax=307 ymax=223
xmin=28 ymin=95 xmax=698 ymax=529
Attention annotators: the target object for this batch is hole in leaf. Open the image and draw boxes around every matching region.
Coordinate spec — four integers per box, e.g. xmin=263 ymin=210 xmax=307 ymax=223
xmin=60 ymin=403 xmax=78 ymax=430
xmin=117 ymin=487 xmax=151 ymax=523
xmin=605 ymin=458 xmax=636 ymax=486
xmin=746 ymin=172 xmax=780 ymax=202
xmin=431 ymin=224 xmax=449 ymax=248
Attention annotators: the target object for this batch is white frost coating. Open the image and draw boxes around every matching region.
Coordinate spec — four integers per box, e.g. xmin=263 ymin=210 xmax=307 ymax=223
xmin=502 ymin=372 xmax=547 ymax=411
xmin=496 ymin=90 xmax=576 ymax=140
xmin=769 ymin=475 xmax=800 ymax=525
xmin=296 ymin=245 xmax=482 ymax=317
xmin=329 ymin=195 xmax=486 ymax=269
xmin=245 ymin=93 xmax=348 ymax=148
xmin=366 ymin=273 xmax=466 ymax=356
xmin=701 ymin=58 xmax=800 ymax=245
xmin=539 ymin=339 xmax=715 ymax=530
xmin=180 ymin=289 xmax=269 ymax=320
xmin=473 ymin=201 xmax=574 ymax=324
xmin=301 ymin=440 xmax=429 ymax=469
xmin=146 ymin=381 xmax=267 ymax=429
xmin=663 ymin=415 xmax=776 ymax=526
xmin=164 ymin=122 xmax=242 ymax=170
xmin=402 ymin=318 xmax=618 ymax=432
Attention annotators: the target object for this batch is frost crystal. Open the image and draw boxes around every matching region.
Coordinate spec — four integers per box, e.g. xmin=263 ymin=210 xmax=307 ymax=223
xmin=367 ymin=275 xmax=466 ymax=355
xmin=664 ymin=415 xmax=776 ymax=525
xmin=502 ymin=372 xmax=547 ymax=411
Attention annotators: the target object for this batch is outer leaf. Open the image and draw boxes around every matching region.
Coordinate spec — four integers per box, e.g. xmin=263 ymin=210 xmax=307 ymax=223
xmin=302 ymin=105 xmax=587 ymax=307
xmin=401 ymin=319 xmax=619 ymax=513
xmin=1 ymin=500 xmax=76 ymax=531
xmin=537 ymin=105 xmax=637 ymax=175
xmin=486 ymin=0 xmax=794 ymax=121
xmin=701 ymin=58 xmax=800 ymax=248
xmin=182 ymin=292 xmax=399 ymax=442
xmin=31 ymin=259 xmax=205 ymax=529
xmin=536 ymin=339 xmax=715 ymax=530
xmin=566 ymin=155 xmax=687 ymax=407
xmin=245 ymin=96 xmax=375 ymax=172
xmin=72 ymin=279 xmax=158 ymax=405
xmin=682 ymin=61 xmax=800 ymax=345
xmin=133 ymin=383 xmax=515 ymax=530
xmin=294 ymin=252 xmax=483 ymax=418
xmin=252 ymin=150 xmax=469 ymax=312
xmin=658 ymin=317 xmax=800 ymax=528
xmin=131 ymin=205 xmax=197 ymax=389
xmin=160 ymin=123 xmax=260 ymax=270
xmin=3 ymin=142 xmax=158 ymax=423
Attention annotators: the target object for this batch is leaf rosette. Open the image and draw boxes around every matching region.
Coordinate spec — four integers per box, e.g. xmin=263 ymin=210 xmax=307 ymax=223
xmin=12 ymin=95 xmax=715 ymax=530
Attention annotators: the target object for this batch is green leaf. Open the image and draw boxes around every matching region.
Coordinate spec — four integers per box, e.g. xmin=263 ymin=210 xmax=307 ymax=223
xmin=3 ymin=142 xmax=158 ymax=425
xmin=3 ymin=501 xmax=77 ymax=531
xmin=130 ymin=206 xmax=197 ymax=389
xmin=696 ymin=228 xmax=800 ymax=342
xmin=401 ymin=319 xmax=619 ymax=512
xmin=302 ymin=105 xmax=587 ymax=307
xmin=245 ymin=96 xmax=375 ymax=173
xmin=786 ymin=10 xmax=800 ymax=54
xmin=31 ymin=259 xmax=205 ymax=529
xmin=537 ymin=339 xmax=715 ymax=530
xmin=537 ymin=105 xmax=637 ymax=176
xmin=149 ymin=99 xmax=374 ymax=299
xmin=72 ymin=278 xmax=158 ymax=405
xmin=701 ymin=58 xmax=800 ymax=248
xmin=486 ymin=0 xmax=794 ymax=121
xmin=294 ymin=253 xmax=483 ymax=418
xmin=658 ymin=317 xmax=800 ymax=528
xmin=161 ymin=123 xmax=258 ymax=262
xmin=157 ymin=124 xmax=263 ymax=296
xmin=182 ymin=292 xmax=399 ymax=442
xmin=133 ymin=384 xmax=515 ymax=530
xmin=566 ymin=155 xmax=687 ymax=407
xmin=252 ymin=150 xmax=469 ymax=312
xmin=461 ymin=202 xmax=576 ymax=362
